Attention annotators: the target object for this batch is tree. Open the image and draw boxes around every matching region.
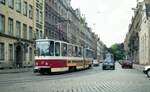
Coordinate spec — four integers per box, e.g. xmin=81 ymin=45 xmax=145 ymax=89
xmin=108 ymin=43 xmax=125 ymax=61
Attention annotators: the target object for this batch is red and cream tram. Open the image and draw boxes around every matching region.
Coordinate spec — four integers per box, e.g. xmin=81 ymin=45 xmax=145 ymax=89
xmin=34 ymin=39 xmax=93 ymax=74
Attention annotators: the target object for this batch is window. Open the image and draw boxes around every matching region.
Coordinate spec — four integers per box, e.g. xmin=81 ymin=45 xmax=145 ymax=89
xmin=86 ymin=49 xmax=93 ymax=58
xmin=0 ymin=0 xmax=5 ymax=4
xmin=16 ymin=0 xmax=21 ymax=13
xmin=0 ymin=14 xmax=5 ymax=33
xmin=49 ymin=41 xmax=54 ymax=56
xmin=36 ymin=29 xmax=39 ymax=39
xmin=0 ymin=43 xmax=4 ymax=60
xmin=74 ymin=46 xmax=78 ymax=57
xmin=39 ymin=0 xmax=43 ymax=4
xmin=40 ymin=30 xmax=42 ymax=39
xmin=52 ymin=0 xmax=54 ymax=4
xmin=78 ymin=47 xmax=82 ymax=57
xmin=53 ymin=16 xmax=55 ymax=25
xmin=61 ymin=43 xmax=67 ymax=56
xmin=29 ymin=48 xmax=32 ymax=61
xmin=8 ymin=0 xmax=14 ymax=8
xmin=23 ymin=1 xmax=27 ymax=16
xmin=39 ymin=12 xmax=42 ymax=23
xmin=16 ymin=21 xmax=21 ymax=38
xmin=9 ymin=44 xmax=13 ymax=60
xmin=29 ymin=26 xmax=32 ymax=40
xmin=23 ymin=24 xmax=27 ymax=39
xmin=8 ymin=18 xmax=13 ymax=35
xmin=55 ymin=42 xmax=60 ymax=56
xmin=68 ymin=45 xmax=73 ymax=57
xmin=36 ymin=9 xmax=39 ymax=22
xmin=29 ymin=5 xmax=33 ymax=19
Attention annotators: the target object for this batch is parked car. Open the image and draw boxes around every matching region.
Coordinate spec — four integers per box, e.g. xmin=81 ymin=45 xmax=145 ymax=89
xmin=93 ymin=59 xmax=99 ymax=66
xmin=102 ymin=59 xmax=115 ymax=70
xmin=143 ymin=65 xmax=150 ymax=78
xmin=121 ymin=59 xmax=133 ymax=69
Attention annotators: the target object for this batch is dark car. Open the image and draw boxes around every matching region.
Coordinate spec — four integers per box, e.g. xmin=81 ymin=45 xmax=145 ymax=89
xmin=102 ymin=59 xmax=115 ymax=70
xmin=121 ymin=59 xmax=133 ymax=68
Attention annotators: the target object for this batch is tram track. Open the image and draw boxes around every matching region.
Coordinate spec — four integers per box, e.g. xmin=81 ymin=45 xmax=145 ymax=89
xmin=0 ymin=67 xmax=104 ymax=86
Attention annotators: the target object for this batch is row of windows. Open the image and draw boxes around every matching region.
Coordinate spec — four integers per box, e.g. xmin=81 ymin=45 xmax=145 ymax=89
xmin=36 ymin=0 xmax=43 ymax=5
xmin=36 ymin=8 xmax=43 ymax=24
xmin=36 ymin=0 xmax=44 ymax=25
xmin=36 ymin=41 xmax=94 ymax=58
xmin=36 ymin=0 xmax=44 ymax=36
xmin=46 ymin=9 xmax=60 ymax=27
xmin=36 ymin=2 xmax=43 ymax=10
xmin=36 ymin=41 xmax=83 ymax=57
xmin=0 ymin=14 xmax=33 ymax=40
xmin=0 ymin=0 xmax=33 ymax=19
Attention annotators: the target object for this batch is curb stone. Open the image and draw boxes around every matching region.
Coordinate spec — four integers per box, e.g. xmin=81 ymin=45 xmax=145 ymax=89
xmin=0 ymin=68 xmax=33 ymax=74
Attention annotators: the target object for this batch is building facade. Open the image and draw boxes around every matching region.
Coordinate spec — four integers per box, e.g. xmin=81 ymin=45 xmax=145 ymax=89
xmin=0 ymin=0 xmax=36 ymax=68
xmin=67 ymin=8 xmax=81 ymax=44
xmin=44 ymin=0 xmax=68 ymax=41
xmin=97 ymin=40 xmax=105 ymax=63
xmin=44 ymin=0 xmax=101 ymax=55
xmin=139 ymin=0 xmax=150 ymax=65
xmin=0 ymin=0 xmax=45 ymax=68
xmin=125 ymin=0 xmax=150 ymax=65
xmin=124 ymin=1 xmax=142 ymax=64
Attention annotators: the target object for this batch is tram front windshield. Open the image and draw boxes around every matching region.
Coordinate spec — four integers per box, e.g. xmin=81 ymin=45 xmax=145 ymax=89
xmin=36 ymin=41 xmax=54 ymax=56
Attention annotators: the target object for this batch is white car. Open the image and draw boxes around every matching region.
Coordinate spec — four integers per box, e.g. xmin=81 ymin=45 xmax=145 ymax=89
xmin=143 ymin=65 xmax=150 ymax=78
xmin=93 ymin=60 xmax=99 ymax=66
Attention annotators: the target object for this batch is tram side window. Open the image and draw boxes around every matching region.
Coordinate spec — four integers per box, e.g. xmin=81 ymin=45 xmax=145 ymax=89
xmin=78 ymin=47 xmax=82 ymax=57
xmin=73 ymin=46 xmax=76 ymax=57
xmin=61 ymin=43 xmax=67 ymax=56
xmin=89 ymin=50 xmax=93 ymax=58
xmin=86 ymin=49 xmax=88 ymax=58
xmin=86 ymin=49 xmax=91 ymax=58
xmin=68 ymin=45 xmax=73 ymax=57
xmin=49 ymin=41 xmax=54 ymax=56
xmin=55 ymin=42 xmax=60 ymax=56
xmin=75 ymin=46 xmax=78 ymax=57
xmin=90 ymin=50 xmax=93 ymax=58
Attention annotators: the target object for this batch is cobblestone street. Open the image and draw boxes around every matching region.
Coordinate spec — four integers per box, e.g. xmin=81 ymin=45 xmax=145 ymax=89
xmin=0 ymin=63 xmax=150 ymax=92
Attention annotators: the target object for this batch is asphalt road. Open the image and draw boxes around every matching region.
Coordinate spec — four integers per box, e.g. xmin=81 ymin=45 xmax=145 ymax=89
xmin=0 ymin=63 xmax=150 ymax=92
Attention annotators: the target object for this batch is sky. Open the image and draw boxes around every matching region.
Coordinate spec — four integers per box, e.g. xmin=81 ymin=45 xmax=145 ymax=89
xmin=71 ymin=0 xmax=142 ymax=47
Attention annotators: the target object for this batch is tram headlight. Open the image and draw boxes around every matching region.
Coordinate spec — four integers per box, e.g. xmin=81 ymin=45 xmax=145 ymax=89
xmin=45 ymin=62 xmax=48 ymax=66
xmin=35 ymin=62 xmax=38 ymax=66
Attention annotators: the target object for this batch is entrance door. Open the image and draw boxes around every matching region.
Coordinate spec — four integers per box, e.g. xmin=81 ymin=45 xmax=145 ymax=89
xmin=16 ymin=45 xmax=23 ymax=68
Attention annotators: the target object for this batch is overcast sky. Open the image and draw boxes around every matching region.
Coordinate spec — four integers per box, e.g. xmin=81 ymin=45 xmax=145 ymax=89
xmin=71 ymin=0 xmax=143 ymax=47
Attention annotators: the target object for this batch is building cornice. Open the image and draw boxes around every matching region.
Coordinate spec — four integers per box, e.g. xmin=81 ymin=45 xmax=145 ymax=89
xmin=0 ymin=33 xmax=33 ymax=43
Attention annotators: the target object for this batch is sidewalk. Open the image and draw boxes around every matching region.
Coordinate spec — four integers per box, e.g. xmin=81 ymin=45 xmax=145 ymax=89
xmin=0 ymin=67 xmax=33 ymax=74
xmin=133 ymin=64 xmax=144 ymax=72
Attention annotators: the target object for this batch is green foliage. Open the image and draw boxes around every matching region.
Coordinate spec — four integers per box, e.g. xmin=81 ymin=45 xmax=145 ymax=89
xmin=108 ymin=43 xmax=125 ymax=61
